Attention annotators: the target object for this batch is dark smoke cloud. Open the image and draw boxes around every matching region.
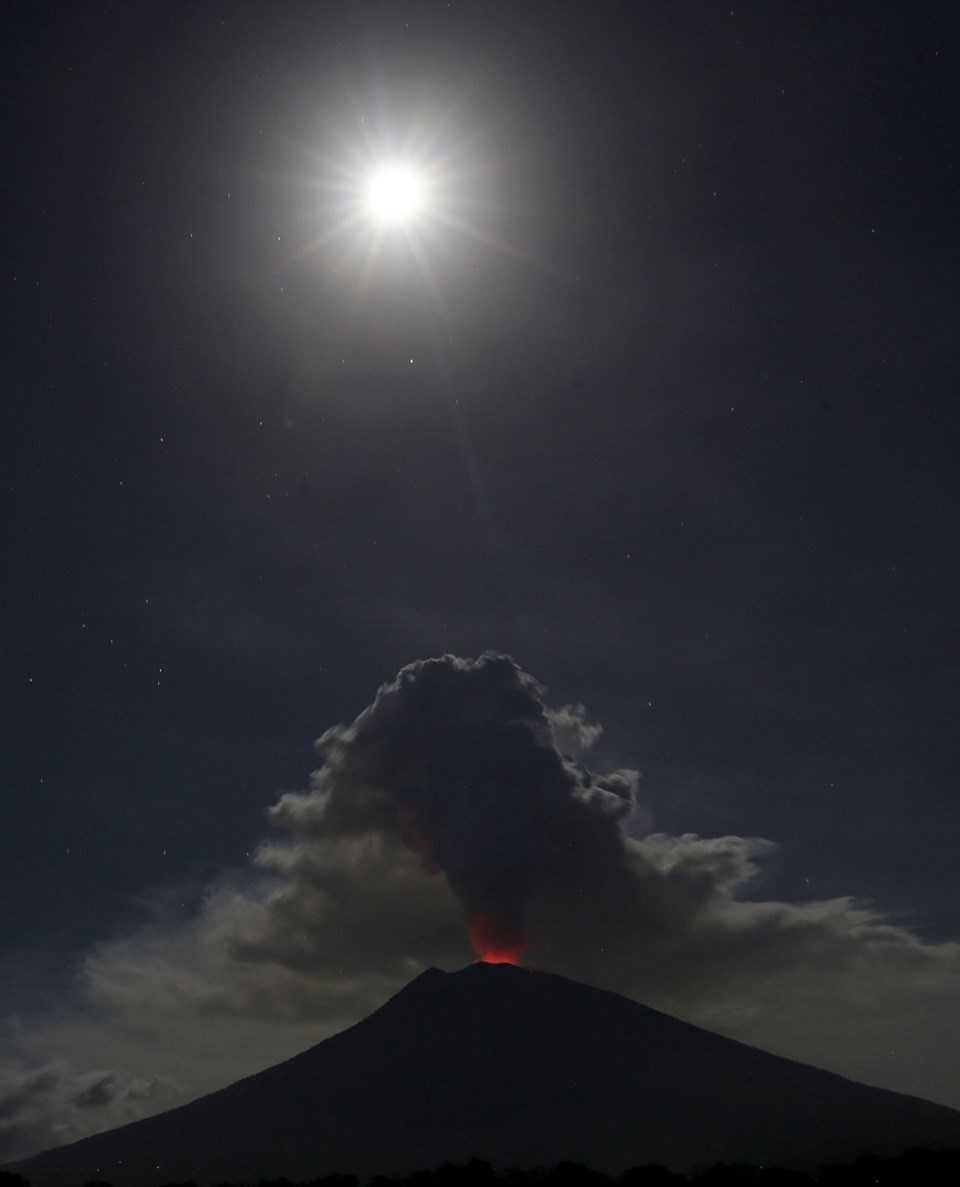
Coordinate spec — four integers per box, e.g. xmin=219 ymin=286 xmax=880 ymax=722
xmin=269 ymin=654 xmax=640 ymax=959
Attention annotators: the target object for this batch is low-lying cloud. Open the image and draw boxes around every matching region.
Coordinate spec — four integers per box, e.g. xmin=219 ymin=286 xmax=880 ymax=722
xmin=0 ymin=1061 xmax=174 ymax=1162
xmin=5 ymin=654 xmax=960 ymax=1161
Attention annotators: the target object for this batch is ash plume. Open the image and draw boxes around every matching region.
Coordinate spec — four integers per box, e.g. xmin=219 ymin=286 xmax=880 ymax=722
xmin=270 ymin=653 xmax=639 ymax=960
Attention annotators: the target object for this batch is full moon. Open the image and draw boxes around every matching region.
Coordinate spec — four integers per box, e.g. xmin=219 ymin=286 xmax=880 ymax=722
xmin=363 ymin=163 xmax=427 ymax=227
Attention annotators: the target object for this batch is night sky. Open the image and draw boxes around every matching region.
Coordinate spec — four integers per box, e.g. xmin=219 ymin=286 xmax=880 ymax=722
xmin=4 ymin=0 xmax=960 ymax=1160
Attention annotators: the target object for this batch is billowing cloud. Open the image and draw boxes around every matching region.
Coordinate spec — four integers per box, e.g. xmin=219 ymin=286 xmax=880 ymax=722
xmin=545 ymin=702 xmax=604 ymax=759
xmin=5 ymin=653 xmax=960 ymax=1161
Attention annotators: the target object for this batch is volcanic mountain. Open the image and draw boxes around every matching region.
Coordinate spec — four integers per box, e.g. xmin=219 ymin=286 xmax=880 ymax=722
xmin=9 ymin=964 xmax=960 ymax=1182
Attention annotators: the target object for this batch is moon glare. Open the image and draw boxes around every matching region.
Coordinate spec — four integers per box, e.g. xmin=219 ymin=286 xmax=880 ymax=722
xmin=363 ymin=163 xmax=427 ymax=227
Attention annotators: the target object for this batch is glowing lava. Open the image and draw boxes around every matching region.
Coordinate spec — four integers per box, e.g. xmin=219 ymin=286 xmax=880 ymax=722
xmin=468 ymin=914 xmax=526 ymax=965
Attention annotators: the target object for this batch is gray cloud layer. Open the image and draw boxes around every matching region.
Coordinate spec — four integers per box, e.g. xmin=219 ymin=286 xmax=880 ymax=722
xmin=4 ymin=654 xmax=960 ymax=1160
xmin=0 ymin=1061 xmax=173 ymax=1162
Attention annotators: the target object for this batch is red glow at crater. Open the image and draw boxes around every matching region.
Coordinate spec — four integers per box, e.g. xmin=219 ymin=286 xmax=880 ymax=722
xmin=468 ymin=914 xmax=526 ymax=965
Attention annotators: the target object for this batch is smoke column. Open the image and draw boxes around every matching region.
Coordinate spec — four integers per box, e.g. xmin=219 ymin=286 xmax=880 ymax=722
xmin=269 ymin=653 xmax=639 ymax=961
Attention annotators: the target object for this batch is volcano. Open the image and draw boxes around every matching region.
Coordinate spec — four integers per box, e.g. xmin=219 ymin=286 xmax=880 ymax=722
xmin=9 ymin=964 xmax=960 ymax=1182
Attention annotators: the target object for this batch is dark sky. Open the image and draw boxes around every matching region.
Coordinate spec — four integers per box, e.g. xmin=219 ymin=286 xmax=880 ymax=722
xmin=3 ymin=0 xmax=960 ymax=1156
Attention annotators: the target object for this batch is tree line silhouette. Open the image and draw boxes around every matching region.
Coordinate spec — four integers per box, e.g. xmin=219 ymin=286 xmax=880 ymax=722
xmin=6 ymin=1148 xmax=960 ymax=1187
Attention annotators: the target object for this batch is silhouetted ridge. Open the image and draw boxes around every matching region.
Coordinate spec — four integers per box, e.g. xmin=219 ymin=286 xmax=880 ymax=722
xmin=8 ymin=966 xmax=960 ymax=1185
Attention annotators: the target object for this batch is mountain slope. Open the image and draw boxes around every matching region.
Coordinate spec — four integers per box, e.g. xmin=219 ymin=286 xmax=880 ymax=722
xmin=9 ymin=963 xmax=960 ymax=1182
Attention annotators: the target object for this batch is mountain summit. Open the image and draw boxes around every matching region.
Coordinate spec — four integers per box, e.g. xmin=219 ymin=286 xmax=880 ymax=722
xmin=10 ymin=964 xmax=960 ymax=1182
